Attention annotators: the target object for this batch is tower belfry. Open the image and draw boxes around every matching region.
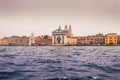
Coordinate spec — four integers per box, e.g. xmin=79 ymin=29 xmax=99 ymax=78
xmin=29 ymin=33 xmax=35 ymax=46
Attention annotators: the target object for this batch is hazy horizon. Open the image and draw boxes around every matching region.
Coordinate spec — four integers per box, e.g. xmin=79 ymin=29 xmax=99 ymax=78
xmin=0 ymin=0 xmax=120 ymax=38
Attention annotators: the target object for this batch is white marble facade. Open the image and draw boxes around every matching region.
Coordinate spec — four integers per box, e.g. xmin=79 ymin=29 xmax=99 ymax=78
xmin=52 ymin=25 xmax=73 ymax=46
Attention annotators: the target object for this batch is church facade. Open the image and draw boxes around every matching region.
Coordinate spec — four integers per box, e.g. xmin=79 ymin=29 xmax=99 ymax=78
xmin=52 ymin=25 xmax=77 ymax=46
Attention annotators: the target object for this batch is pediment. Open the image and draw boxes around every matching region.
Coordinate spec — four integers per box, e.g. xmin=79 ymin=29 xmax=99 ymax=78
xmin=52 ymin=29 xmax=65 ymax=33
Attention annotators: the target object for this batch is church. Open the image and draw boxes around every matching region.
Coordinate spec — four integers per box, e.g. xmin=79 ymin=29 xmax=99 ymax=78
xmin=52 ymin=25 xmax=77 ymax=46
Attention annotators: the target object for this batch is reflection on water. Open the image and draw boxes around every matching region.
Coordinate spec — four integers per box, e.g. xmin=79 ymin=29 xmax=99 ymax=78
xmin=0 ymin=46 xmax=120 ymax=80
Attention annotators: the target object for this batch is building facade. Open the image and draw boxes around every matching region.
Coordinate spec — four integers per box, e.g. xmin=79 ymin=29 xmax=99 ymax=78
xmin=52 ymin=25 xmax=75 ymax=46
xmin=0 ymin=37 xmax=9 ymax=45
xmin=67 ymin=37 xmax=77 ymax=45
xmin=85 ymin=36 xmax=95 ymax=45
xmin=29 ymin=33 xmax=35 ymax=46
xmin=77 ymin=33 xmax=104 ymax=46
xmin=77 ymin=36 xmax=87 ymax=45
xmin=8 ymin=36 xmax=29 ymax=46
xmin=35 ymin=36 xmax=42 ymax=45
xmin=35 ymin=35 xmax=52 ymax=46
xmin=84 ymin=33 xmax=104 ymax=46
xmin=117 ymin=35 xmax=120 ymax=45
xmin=21 ymin=36 xmax=29 ymax=46
xmin=105 ymin=33 xmax=117 ymax=46
xmin=8 ymin=36 xmax=21 ymax=46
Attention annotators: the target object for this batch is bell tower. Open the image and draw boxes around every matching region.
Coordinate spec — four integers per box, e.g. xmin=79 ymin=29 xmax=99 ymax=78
xmin=68 ymin=25 xmax=73 ymax=38
xmin=58 ymin=25 xmax=61 ymax=30
xmin=69 ymin=25 xmax=72 ymax=32
xmin=64 ymin=25 xmax=68 ymax=31
xmin=29 ymin=33 xmax=35 ymax=46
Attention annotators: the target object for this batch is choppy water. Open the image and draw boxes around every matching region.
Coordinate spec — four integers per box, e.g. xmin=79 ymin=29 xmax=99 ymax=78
xmin=0 ymin=46 xmax=120 ymax=80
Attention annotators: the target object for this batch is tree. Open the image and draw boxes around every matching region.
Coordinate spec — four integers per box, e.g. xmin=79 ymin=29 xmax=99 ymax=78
xmin=43 ymin=35 xmax=48 ymax=39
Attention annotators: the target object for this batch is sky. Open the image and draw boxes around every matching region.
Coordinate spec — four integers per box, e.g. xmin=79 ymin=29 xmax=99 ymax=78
xmin=0 ymin=0 xmax=120 ymax=38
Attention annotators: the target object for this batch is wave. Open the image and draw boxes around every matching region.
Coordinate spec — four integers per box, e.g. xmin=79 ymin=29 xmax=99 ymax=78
xmin=34 ymin=59 xmax=61 ymax=63
xmin=0 ymin=48 xmax=6 ymax=53
xmin=47 ymin=76 xmax=104 ymax=80
xmin=0 ymin=46 xmax=120 ymax=80
xmin=81 ymin=63 xmax=120 ymax=73
xmin=0 ymin=71 xmax=21 ymax=79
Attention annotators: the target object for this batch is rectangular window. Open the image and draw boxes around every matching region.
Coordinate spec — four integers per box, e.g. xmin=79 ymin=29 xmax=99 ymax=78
xmin=110 ymin=37 xmax=112 ymax=39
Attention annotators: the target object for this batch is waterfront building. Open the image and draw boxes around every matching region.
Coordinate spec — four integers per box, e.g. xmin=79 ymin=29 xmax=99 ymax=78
xmin=67 ymin=37 xmax=77 ymax=46
xmin=8 ymin=36 xmax=22 ymax=46
xmin=40 ymin=38 xmax=52 ymax=46
xmin=117 ymin=35 xmax=120 ymax=45
xmin=0 ymin=37 xmax=9 ymax=45
xmin=21 ymin=36 xmax=29 ymax=46
xmin=85 ymin=33 xmax=104 ymax=46
xmin=35 ymin=36 xmax=42 ymax=45
xmin=29 ymin=33 xmax=35 ymax=46
xmin=52 ymin=25 xmax=75 ymax=46
xmin=94 ymin=33 xmax=105 ymax=45
xmin=77 ymin=36 xmax=87 ymax=45
xmin=8 ymin=36 xmax=29 ymax=46
xmin=35 ymin=35 xmax=52 ymax=46
xmin=85 ymin=36 xmax=95 ymax=45
xmin=105 ymin=33 xmax=117 ymax=46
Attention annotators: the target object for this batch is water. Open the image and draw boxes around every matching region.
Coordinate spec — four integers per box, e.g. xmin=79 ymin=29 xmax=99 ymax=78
xmin=0 ymin=46 xmax=120 ymax=80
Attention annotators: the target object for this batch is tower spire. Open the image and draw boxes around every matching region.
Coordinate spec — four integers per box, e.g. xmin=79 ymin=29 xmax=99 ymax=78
xmin=58 ymin=25 xmax=61 ymax=30
xmin=69 ymin=25 xmax=72 ymax=31
xmin=64 ymin=24 xmax=67 ymax=30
